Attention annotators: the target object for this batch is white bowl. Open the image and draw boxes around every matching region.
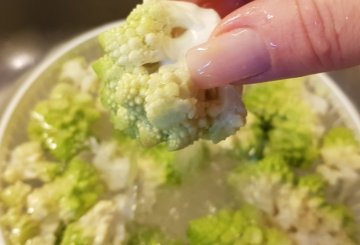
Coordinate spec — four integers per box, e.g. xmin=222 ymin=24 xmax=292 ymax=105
xmin=1 ymin=20 xmax=360 ymax=245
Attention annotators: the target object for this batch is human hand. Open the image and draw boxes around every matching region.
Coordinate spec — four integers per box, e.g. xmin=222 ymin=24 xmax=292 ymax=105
xmin=186 ymin=0 xmax=360 ymax=88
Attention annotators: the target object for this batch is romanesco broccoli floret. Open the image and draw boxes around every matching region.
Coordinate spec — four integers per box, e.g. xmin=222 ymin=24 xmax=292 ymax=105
xmin=228 ymin=155 xmax=358 ymax=245
xmin=3 ymin=141 xmax=62 ymax=184
xmin=28 ymin=83 xmax=100 ymax=161
xmin=93 ymin=0 xmax=246 ymax=150
xmin=126 ymin=224 xmax=183 ymax=245
xmin=243 ymin=79 xmax=321 ymax=167
xmin=316 ymin=127 xmax=360 ymax=226
xmin=27 ymin=158 xmax=106 ymax=223
xmin=0 ymin=182 xmax=61 ymax=245
xmin=297 ymin=174 xmax=327 ymax=196
xmin=0 ymin=208 xmax=40 ymax=245
xmin=317 ymin=127 xmax=360 ymax=185
xmin=216 ymin=112 xmax=265 ymax=161
xmin=61 ymin=200 xmax=125 ymax=245
xmin=264 ymin=118 xmax=319 ymax=168
xmin=187 ymin=205 xmax=293 ymax=245
xmin=1 ymin=182 xmax=32 ymax=209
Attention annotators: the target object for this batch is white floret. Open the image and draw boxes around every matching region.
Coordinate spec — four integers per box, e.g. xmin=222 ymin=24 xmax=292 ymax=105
xmin=91 ymin=140 xmax=132 ymax=192
xmin=317 ymin=145 xmax=360 ymax=229
xmin=60 ymin=57 xmax=99 ymax=93
xmin=245 ymin=179 xmax=356 ymax=245
xmin=72 ymin=200 xmax=126 ymax=245
xmin=3 ymin=142 xmax=54 ymax=183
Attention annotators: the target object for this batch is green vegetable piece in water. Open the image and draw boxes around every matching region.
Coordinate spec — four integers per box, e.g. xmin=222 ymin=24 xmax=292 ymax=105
xmin=28 ymin=83 xmax=100 ymax=161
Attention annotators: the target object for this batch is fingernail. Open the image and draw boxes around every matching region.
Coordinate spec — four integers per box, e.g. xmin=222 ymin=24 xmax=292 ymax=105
xmin=186 ymin=28 xmax=271 ymax=88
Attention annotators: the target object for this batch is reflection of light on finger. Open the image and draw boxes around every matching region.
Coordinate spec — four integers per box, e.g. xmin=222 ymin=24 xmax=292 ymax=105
xmin=10 ymin=53 xmax=35 ymax=70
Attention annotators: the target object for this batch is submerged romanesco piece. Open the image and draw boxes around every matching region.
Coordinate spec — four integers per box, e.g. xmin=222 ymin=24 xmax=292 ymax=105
xmin=228 ymin=155 xmax=358 ymax=245
xmin=317 ymin=127 xmax=360 ymax=185
xmin=93 ymin=0 xmax=246 ymax=150
xmin=1 ymin=181 xmax=32 ymax=209
xmin=3 ymin=141 xmax=62 ymax=184
xmin=27 ymin=158 xmax=106 ymax=223
xmin=219 ymin=112 xmax=265 ymax=161
xmin=126 ymin=224 xmax=183 ymax=245
xmin=61 ymin=201 xmax=125 ymax=245
xmin=28 ymin=83 xmax=100 ymax=161
xmin=187 ymin=205 xmax=293 ymax=245
xmin=317 ymin=127 xmax=360 ymax=226
xmin=0 ymin=209 xmax=40 ymax=245
xmin=243 ymin=79 xmax=321 ymax=167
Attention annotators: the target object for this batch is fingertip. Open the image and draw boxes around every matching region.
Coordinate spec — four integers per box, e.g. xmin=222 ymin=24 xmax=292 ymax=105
xmin=186 ymin=45 xmax=224 ymax=89
xmin=186 ymin=28 xmax=271 ymax=89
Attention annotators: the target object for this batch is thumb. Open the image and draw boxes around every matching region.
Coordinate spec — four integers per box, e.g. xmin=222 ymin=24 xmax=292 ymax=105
xmin=187 ymin=0 xmax=360 ymax=89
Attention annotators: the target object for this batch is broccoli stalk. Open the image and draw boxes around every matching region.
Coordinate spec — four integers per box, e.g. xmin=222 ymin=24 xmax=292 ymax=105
xmin=93 ymin=0 xmax=246 ymax=150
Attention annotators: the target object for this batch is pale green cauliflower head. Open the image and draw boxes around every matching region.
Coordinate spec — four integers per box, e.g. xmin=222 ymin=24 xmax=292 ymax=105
xmin=188 ymin=205 xmax=293 ymax=245
xmin=229 ymin=155 xmax=358 ymax=245
xmin=3 ymin=141 xmax=62 ymax=184
xmin=93 ymin=0 xmax=246 ymax=150
xmin=317 ymin=127 xmax=360 ymax=186
xmin=60 ymin=201 xmax=125 ymax=245
xmin=317 ymin=127 xmax=360 ymax=227
xmin=26 ymin=158 xmax=106 ymax=223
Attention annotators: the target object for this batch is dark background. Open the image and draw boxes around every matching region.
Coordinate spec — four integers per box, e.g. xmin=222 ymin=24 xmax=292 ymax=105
xmin=0 ymin=0 xmax=141 ymax=88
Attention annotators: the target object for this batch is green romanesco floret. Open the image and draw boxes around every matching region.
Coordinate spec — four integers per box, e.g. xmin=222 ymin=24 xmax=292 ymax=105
xmin=316 ymin=127 xmax=360 ymax=226
xmin=228 ymin=155 xmax=296 ymax=211
xmin=27 ymin=158 xmax=106 ymax=223
xmin=0 ymin=183 xmax=61 ymax=245
xmin=297 ymin=174 xmax=327 ymax=196
xmin=322 ymin=127 xmax=360 ymax=147
xmin=126 ymin=224 xmax=183 ymax=245
xmin=243 ymin=78 xmax=320 ymax=167
xmin=61 ymin=200 xmax=124 ymax=245
xmin=228 ymin=155 xmax=358 ymax=245
xmin=317 ymin=127 xmax=360 ymax=185
xmin=1 ymin=182 xmax=32 ymax=209
xmin=3 ymin=141 xmax=62 ymax=184
xmin=216 ymin=112 xmax=265 ymax=161
xmin=187 ymin=205 xmax=293 ymax=245
xmin=28 ymin=82 xmax=100 ymax=161
xmin=0 ymin=208 xmax=40 ymax=245
xmin=93 ymin=0 xmax=247 ymax=150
